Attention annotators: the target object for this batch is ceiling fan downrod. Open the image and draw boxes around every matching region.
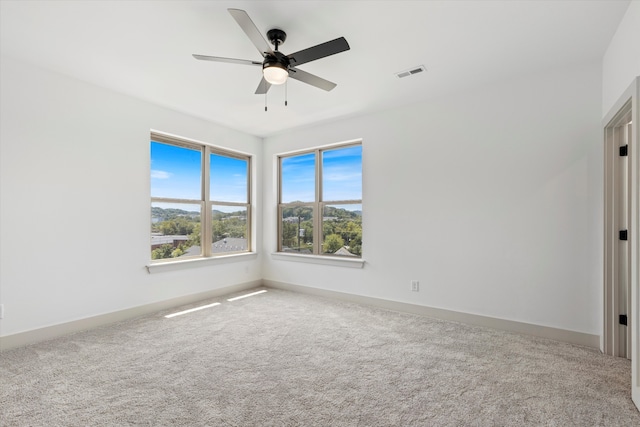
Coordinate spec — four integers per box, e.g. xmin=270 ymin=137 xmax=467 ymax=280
xmin=266 ymin=28 xmax=287 ymax=51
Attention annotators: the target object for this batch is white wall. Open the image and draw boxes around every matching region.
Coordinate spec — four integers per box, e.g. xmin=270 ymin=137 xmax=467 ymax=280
xmin=0 ymin=56 xmax=263 ymax=338
xmin=0 ymin=41 xmax=614 ymax=343
xmin=602 ymin=0 xmax=640 ymax=117
xmin=263 ymin=61 xmax=603 ymax=336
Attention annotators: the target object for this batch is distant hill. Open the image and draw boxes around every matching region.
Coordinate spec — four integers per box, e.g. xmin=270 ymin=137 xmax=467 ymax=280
xmin=321 ymin=205 xmax=362 ymax=219
xmin=151 ymin=206 xmax=245 ymax=222
xmin=282 ymin=204 xmax=361 ymax=221
xmin=151 ymin=207 xmax=200 ymax=221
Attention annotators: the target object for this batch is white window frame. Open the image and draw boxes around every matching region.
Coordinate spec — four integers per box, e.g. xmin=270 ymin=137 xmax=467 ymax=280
xmin=150 ymin=131 xmax=252 ymax=265
xmin=277 ymin=140 xmax=362 ymax=259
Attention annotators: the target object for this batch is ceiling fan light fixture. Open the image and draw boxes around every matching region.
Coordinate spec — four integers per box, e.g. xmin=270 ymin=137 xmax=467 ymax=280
xmin=263 ymin=63 xmax=288 ymax=85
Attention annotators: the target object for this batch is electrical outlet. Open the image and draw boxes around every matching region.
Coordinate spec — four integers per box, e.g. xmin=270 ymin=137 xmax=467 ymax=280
xmin=0 ymin=304 xmax=4 ymax=319
xmin=411 ymin=280 xmax=419 ymax=292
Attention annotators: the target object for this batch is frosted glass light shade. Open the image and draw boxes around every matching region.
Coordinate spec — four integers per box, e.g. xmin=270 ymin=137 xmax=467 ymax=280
xmin=263 ymin=65 xmax=288 ymax=85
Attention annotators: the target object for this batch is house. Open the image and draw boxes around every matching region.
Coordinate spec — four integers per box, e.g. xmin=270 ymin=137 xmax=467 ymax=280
xmin=150 ymin=234 xmax=191 ymax=250
xmin=1 ymin=0 xmax=639 ymax=409
xmin=183 ymin=238 xmax=249 ymax=257
xmin=334 ymin=247 xmax=357 ymax=257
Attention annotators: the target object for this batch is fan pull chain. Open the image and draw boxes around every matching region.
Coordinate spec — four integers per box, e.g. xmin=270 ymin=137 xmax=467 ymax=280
xmin=265 ymin=91 xmax=267 ymax=112
xmin=285 ymin=80 xmax=288 ymax=107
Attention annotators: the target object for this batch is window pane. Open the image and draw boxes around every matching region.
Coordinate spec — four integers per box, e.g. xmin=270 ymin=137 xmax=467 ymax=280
xmin=151 ymin=141 xmax=202 ymax=200
xmin=322 ymin=145 xmax=362 ymax=202
xmin=280 ymin=205 xmax=314 ymax=253
xmin=210 ymin=153 xmax=248 ymax=203
xmin=281 ymin=153 xmax=315 ymax=203
xmin=322 ymin=204 xmax=362 ymax=257
xmin=151 ymin=202 xmax=201 ymax=259
xmin=211 ymin=205 xmax=248 ymax=254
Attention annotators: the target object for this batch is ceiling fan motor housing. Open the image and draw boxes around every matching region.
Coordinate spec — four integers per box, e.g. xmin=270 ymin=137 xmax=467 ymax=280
xmin=263 ymin=28 xmax=290 ymax=79
xmin=263 ymin=51 xmax=290 ymax=72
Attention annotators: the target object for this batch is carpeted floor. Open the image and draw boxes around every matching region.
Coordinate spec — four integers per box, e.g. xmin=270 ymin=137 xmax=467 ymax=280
xmin=1 ymin=287 xmax=639 ymax=426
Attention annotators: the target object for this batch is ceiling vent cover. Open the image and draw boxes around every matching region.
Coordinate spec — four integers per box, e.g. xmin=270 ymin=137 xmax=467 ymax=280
xmin=395 ymin=65 xmax=426 ymax=79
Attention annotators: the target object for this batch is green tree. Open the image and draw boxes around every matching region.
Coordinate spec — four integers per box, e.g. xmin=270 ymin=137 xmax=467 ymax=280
xmin=225 ymin=217 xmax=247 ymax=238
xmin=173 ymin=217 xmax=195 ymax=235
xmin=300 ymin=221 xmax=313 ymax=245
xmin=323 ymin=220 xmax=337 ymax=236
xmin=171 ymin=247 xmax=184 ymax=258
xmin=151 ymin=244 xmax=174 ymax=260
xmin=156 ymin=217 xmax=196 ymax=236
xmin=158 ymin=220 xmax=177 ymax=235
xmin=189 ymin=223 xmax=201 ymax=246
xmin=282 ymin=221 xmax=297 ymax=248
xmin=212 ymin=219 xmax=227 ymax=242
xmin=323 ymin=234 xmax=344 ymax=254
xmin=348 ymin=230 xmax=362 ymax=256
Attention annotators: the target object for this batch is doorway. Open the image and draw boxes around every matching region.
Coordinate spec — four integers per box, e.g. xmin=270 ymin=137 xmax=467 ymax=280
xmin=604 ymin=100 xmax=633 ymax=359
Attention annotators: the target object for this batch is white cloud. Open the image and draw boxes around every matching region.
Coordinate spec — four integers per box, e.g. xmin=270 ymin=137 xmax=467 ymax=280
xmin=323 ymin=171 xmax=362 ymax=182
xmin=151 ymin=170 xmax=171 ymax=179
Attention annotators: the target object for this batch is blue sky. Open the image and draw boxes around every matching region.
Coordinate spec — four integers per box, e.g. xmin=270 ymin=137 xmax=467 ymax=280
xmin=151 ymin=141 xmax=248 ymax=205
xmin=281 ymin=145 xmax=362 ymax=205
xmin=152 ymin=141 xmax=361 ymax=212
xmin=281 ymin=152 xmax=315 ymax=203
xmin=210 ymin=153 xmax=247 ymax=203
xmin=151 ymin=142 xmax=201 ymax=200
xmin=322 ymin=145 xmax=362 ymax=202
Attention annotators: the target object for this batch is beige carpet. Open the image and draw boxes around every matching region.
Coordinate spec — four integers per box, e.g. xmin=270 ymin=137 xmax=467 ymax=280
xmin=1 ymin=287 xmax=639 ymax=426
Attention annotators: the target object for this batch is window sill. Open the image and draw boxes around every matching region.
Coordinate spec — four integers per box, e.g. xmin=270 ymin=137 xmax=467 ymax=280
xmin=146 ymin=252 xmax=258 ymax=274
xmin=270 ymin=252 xmax=365 ymax=268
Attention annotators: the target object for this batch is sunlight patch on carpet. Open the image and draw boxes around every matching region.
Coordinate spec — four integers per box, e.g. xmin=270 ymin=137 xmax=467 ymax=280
xmin=164 ymin=302 xmax=221 ymax=318
xmin=227 ymin=290 xmax=267 ymax=302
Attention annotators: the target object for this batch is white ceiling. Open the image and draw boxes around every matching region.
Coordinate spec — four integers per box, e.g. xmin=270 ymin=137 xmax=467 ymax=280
xmin=0 ymin=0 xmax=630 ymax=137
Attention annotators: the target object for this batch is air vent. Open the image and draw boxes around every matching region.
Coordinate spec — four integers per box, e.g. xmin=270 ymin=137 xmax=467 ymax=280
xmin=395 ymin=65 xmax=426 ymax=79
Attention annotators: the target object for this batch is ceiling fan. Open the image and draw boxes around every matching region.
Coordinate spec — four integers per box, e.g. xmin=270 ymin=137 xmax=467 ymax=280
xmin=193 ymin=9 xmax=350 ymax=95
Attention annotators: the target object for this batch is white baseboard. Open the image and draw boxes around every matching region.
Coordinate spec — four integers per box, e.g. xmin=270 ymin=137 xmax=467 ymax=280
xmin=263 ymin=280 xmax=600 ymax=349
xmin=0 ymin=280 xmax=261 ymax=351
xmin=1 ymin=279 xmax=600 ymax=351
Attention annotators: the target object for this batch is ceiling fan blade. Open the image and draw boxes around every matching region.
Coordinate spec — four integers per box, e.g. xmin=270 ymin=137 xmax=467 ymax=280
xmin=228 ymin=9 xmax=273 ymax=57
xmin=288 ymin=68 xmax=337 ymax=91
xmin=255 ymin=77 xmax=272 ymax=94
xmin=287 ymin=37 xmax=350 ymax=67
xmin=192 ymin=54 xmax=262 ymax=66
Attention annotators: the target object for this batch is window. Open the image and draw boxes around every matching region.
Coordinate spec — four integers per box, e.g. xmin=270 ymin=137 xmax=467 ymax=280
xmin=278 ymin=142 xmax=362 ymax=257
xmin=150 ymin=132 xmax=251 ymax=262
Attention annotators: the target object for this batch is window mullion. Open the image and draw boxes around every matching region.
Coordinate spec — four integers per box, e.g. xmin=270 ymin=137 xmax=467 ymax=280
xmin=314 ymin=149 xmax=322 ymax=255
xmin=315 ymin=202 xmax=323 ymax=255
xmin=202 ymin=146 xmax=211 ymax=257
xmin=151 ymin=197 xmax=202 ymax=205
xmin=316 ymin=148 xmax=322 ymax=204
xmin=277 ymin=204 xmax=283 ymax=252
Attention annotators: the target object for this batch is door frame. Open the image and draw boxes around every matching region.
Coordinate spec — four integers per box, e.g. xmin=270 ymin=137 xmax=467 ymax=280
xmin=602 ymin=76 xmax=639 ymax=408
xmin=603 ymin=99 xmax=632 ymax=358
